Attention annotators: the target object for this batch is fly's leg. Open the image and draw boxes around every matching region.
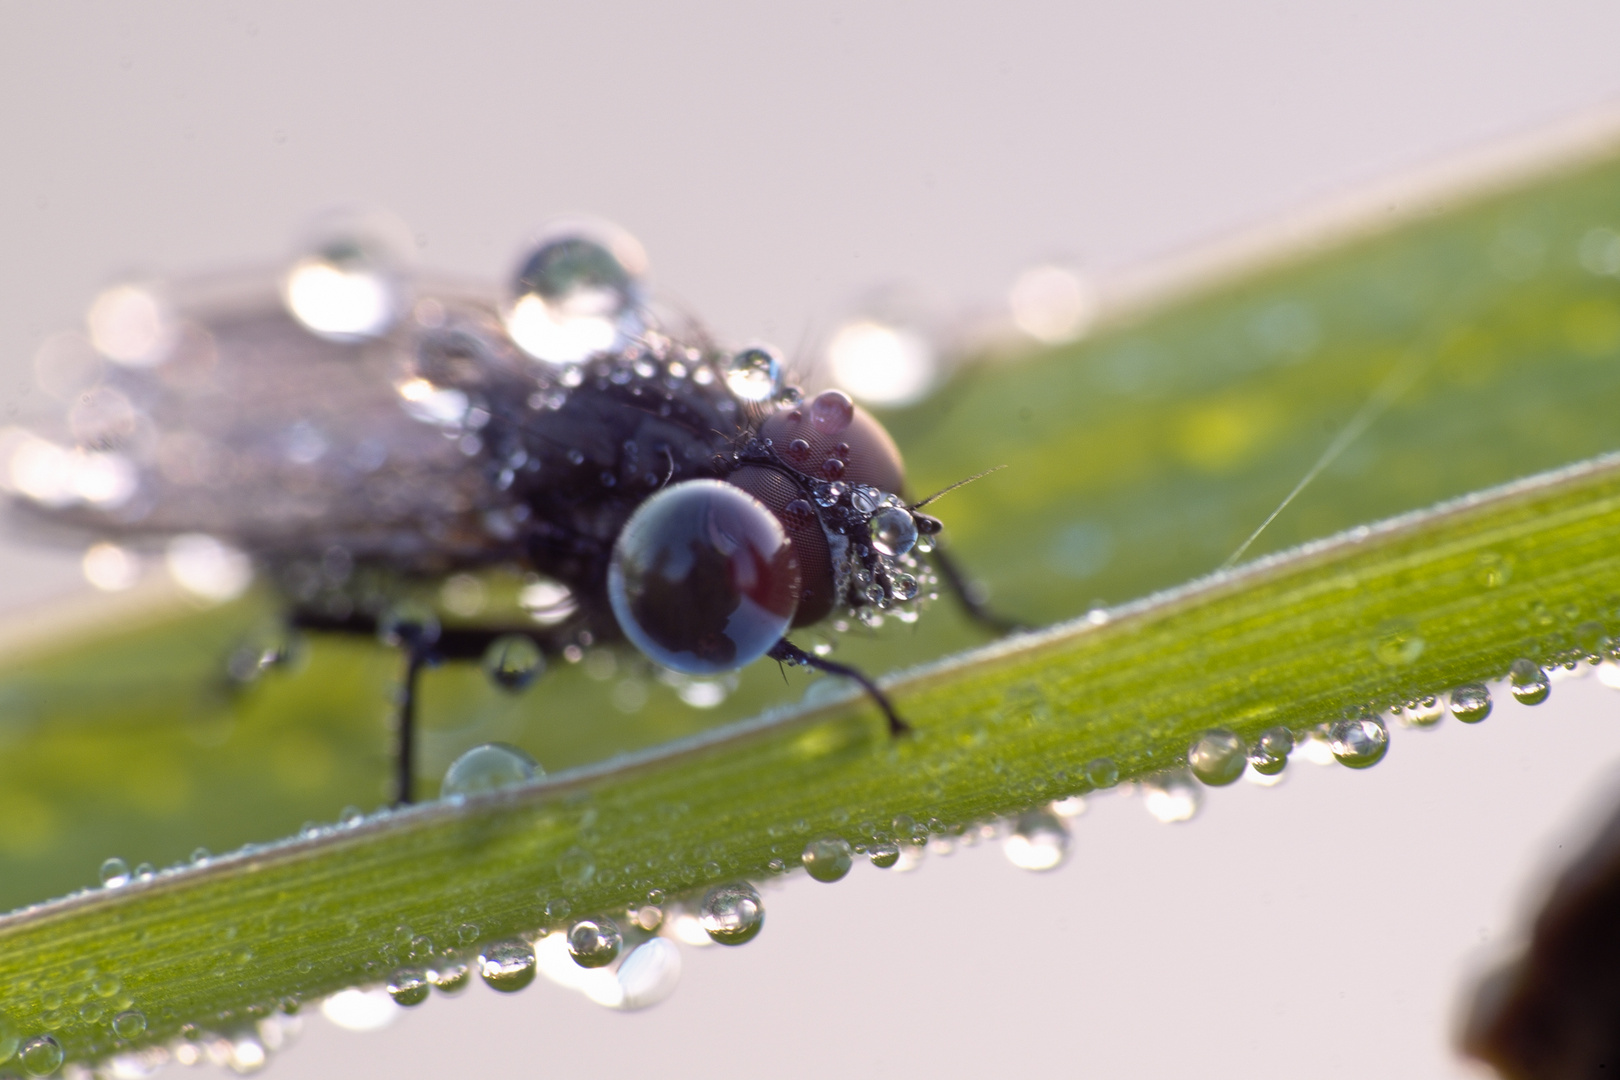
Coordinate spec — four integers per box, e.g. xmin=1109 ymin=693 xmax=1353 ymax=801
xmin=768 ymin=639 xmax=910 ymax=736
xmin=927 ymin=543 xmax=1028 ymax=635
xmin=394 ymin=645 xmax=430 ymax=806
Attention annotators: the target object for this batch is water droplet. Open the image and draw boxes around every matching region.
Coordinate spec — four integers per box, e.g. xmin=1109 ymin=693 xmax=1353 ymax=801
xmin=1449 ymin=683 xmax=1492 ymax=723
xmin=1187 ymin=729 xmax=1247 ymax=786
xmin=431 ymin=963 xmax=469 ymax=994
xmin=320 ymin=988 xmax=398 ymax=1032
xmin=1143 ymin=772 xmax=1202 ymax=823
xmin=1002 ymin=809 xmax=1069 ymax=871
xmin=868 ymin=840 xmax=901 ymax=868
xmin=1372 ymin=620 xmax=1425 ymax=666
xmin=282 ymin=208 xmax=414 ymax=340
xmin=440 ymin=742 xmax=541 ymax=799
xmin=503 ymin=223 xmax=646 ymax=365
xmin=1509 ymin=658 xmax=1551 ymax=705
xmin=385 ymin=969 xmax=429 ymax=1007
xmin=479 ymin=939 xmax=538 ymax=993
xmin=99 ymin=857 xmax=131 ymax=888
xmin=814 ymin=480 xmax=848 ymax=507
xmin=723 ymin=345 xmax=782 ymax=402
xmin=1328 ymin=715 xmax=1389 ymax=769
xmin=376 ymin=602 xmax=440 ymax=650
xmin=566 ymin=917 xmax=623 ymax=969
xmin=700 ymin=883 xmax=764 ymax=945
xmin=596 ymin=937 xmax=682 ymax=1011
xmin=801 ymin=837 xmax=853 ymax=883
xmin=20 ymin=1035 xmax=61 ymax=1077
xmin=1246 ymin=726 xmax=1294 ymax=775
xmin=111 ymin=1010 xmax=146 ymax=1039
xmin=807 ymin=389 xmax=855 ymax=435
xmin=868 ymin=506 xmax=919 ymax=558
xmin=1083 ymin=757 xmax=1119 ymax=789
xmin=481 ymin=635 xmax=545 ymax=692
xmin=1403 ymin=695 xmax=1445 ymax=727
xmin=190 ymin=847 xmax=211 ymax=865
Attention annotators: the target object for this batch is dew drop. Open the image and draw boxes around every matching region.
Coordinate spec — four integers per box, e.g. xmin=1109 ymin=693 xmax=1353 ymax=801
xmin=1143 ymin=772 xmax=1202 ymax=823
xmin=111 ymin=1009 xmax=146 ymax=1039
xmin=1187 ymin=729 xmax=1247 ymax=786
xmin=282 ymin=210 xmax=414 ymax=341
xmin=807 ymin=389 xmax=855 ymax=435
xmin=1328 ymin=714 xmax=1390 ymax=769
xmin=320 ymin=988 xmax=398 ymax=1032
xmin=1449 ymin=683 xmax=1492 ymax=723
xmin=801 ymin=837 xmax=853 ymax=883
xmin=440 ymin=742 xmax=541 ymax=799
xmin=431 ymin=963 xmax=470 ymax=995
xmin=599 ymin=937 xmax=682 ymax=1011
xmin=1403 ymin=695 xmax=1445 ymax=727
xmin=868 ymin=840 xmax=901 ymax=868
xmin=479 ymin=939 xmax=538 ymax=993
xmin=1083 ymin=757 xmax=1119 ymax=789
xmin=481 ymin=634 xmax=545 ymax=692
xmin=1002 ymin=809 xmax=1069 ymax=871
xmin=1508 ymin=658 xmax=1551 ymax=705
xmin=868 ymin=506 xmax=918 ymax=558
xmin=700 ymin=883 xmax=765 ymax=945
xmin=1246 ymin=726 xmax=1294 ymax=775
xmin=814 ymin=481 xmax=848 ymax=507
xmin=1372 ymin=620 xmax=1425 ymax=666
xmin=383 ymin=967 xmax=429 ymax=1007
xmin=566 ymin=917 xmax=623 ymax=969
xmin=723 ymin=345 xmax=782 ymax=402
xmin=19 ymin=1035 xmax=61 ymax=1077
xmin=99 ymin=857 xmax=131 ymax=888
xmin=503 ymin=223 xmax=646 ymax=365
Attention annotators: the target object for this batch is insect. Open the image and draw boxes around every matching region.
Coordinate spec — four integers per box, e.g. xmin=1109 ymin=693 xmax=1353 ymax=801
xmin=5 ymin=211 xmax=1007 ymax=804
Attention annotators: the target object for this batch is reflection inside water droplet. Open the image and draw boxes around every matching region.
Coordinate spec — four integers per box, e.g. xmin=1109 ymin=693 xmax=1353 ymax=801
xmin=700 ymin=883 xmax=764 ymax=945
xmin=1003 ymin=809 xmax=1069 ymax=871
xmin=1449 ymin=683 xmax=1492 ymax=722
xmin=386 ymin=969 xmax=429 ymax=1007
xmin=1143 ymin=773 xmax=1202 ymax=823
xmin=479 ymin=939 xmax=537 ymax=993
xmin=282 ymin=207 xmax=415 ymax=340
xmin=723 ymin=345 xmax=782 ymax=402
xmin=566 ymin=917 xmax=623 ymax=969
xmin=481 ymin=635 xmax=545 ymax=692
xmin=801 ymin=837 xmax=853 ymax=883
xmin=1187 ymin=729 xmax=1247 ymax=786
xmin=1508 ymin=659 xmax=1551 ymax=705
xmin=1328 ymin=715 xmax=1389 ymax=769
xmin=867 ymin=840 xmax=901 ymax=868
xmin=19 ymin=1035 xmax=61 ymax=1077
xmin=503 ymin=224 xmax=646 ymax=365
xmin=1247 ymin=726 xmax=1294 ymax=775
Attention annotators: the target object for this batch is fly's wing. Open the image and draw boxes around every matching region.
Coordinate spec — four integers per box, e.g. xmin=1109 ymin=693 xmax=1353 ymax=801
xmin=7 ymin=273 xmax=522 ymax=574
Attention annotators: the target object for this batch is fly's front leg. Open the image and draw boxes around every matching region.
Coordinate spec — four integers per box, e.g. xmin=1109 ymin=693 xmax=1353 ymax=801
xmin=768 ymin=638 xmax=909 ymax=736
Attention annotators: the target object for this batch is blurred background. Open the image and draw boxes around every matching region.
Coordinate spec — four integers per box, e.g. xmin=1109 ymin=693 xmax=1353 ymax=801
xmin=7 ymin=2 xmax=1620 ymax=1076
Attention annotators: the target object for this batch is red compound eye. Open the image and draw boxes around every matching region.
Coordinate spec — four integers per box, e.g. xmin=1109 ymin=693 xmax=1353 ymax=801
xmin=608 ymin=480 xmax=800 ymax=673
xmin=758 ymin=390 xmax=905 ymax=495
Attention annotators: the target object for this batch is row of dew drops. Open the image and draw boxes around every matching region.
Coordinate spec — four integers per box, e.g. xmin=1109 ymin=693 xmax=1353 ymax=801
xmin=19 ymin=646 xmax=1597 ymax=1077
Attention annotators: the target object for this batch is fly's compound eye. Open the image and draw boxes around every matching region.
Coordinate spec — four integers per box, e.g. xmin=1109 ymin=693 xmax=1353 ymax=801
xmin=608 ymin=479 xmax=801 ymax=674
xmin=758 ymin=389 xmax=906 ymax=494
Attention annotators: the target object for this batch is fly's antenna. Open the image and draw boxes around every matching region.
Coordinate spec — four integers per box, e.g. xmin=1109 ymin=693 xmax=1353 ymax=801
xmin=1219 ymin=351 xmax=1433 ymax=572
xmin=910 ymin=465 xmax=1007 ymax=511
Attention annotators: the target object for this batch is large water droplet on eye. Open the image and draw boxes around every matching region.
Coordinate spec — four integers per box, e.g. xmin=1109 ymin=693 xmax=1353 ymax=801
xmin=503 ymin=223 xmax=646 ymax=365
xmin=700 ymin=883 xmax=764 ymax=945
xmin=19 ymin=1035 xmax=62 ymax=1077
xmin=1508 ymin=659 xmax=1551 ymax=705
xmin=1143 ymin=772 xmax=1202 ymax=823
xmin=1187 ymin=729 xmax=1247 ymax=786
xmin=801 ymin=837 xmax=853 ymax=883
xmin=566 ymin=917 xmax=623 ymax=969
xmin=386 ymin=969 xmax=429 ymax=1007
xmin=482 ymin=634 xmax=545 ymax=692
xmin=479 ymin=939 xmax=538 ymax=993
xmin=282 ymin=208 xmax=415 ymax=340
xmin=723 ymin=345 xmax=782 ymax=402
xmin=1002 ymin=809 xmax=1069 ymax=871
xmin=868 ymin=506 xmax=918 ymax=558
xmin=99 ymin=857 xmax=131 ymax=888
xmin=1449 ymin=683 xmax=1493 ymax=723
xmin=807 ymin=389 xmax=855 ymax=436
xmin=441 ymin=743 xmax=541 ymax=799
xmin=110 ymin=1009 xmax=145 ymax=1039
xmin=1247 ymin=726 xmax=1294 ymax=775
xmin=1328 ymin=715 xmax=1389 ymax=769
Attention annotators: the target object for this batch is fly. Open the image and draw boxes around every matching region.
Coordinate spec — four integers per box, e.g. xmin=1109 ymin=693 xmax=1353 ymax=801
xmin=5 ymin=210 xmax=1010 ymax=804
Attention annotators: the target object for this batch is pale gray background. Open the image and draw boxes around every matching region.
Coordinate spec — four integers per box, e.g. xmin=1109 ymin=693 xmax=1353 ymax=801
xmin=7 ymin=3 xmax=1620 ymax=1077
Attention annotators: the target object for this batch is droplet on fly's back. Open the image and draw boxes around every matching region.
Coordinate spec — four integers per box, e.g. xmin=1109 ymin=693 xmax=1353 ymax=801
xmin=1187 ymin=729 xmax=1247 ymax=786
xmin=1449 ymin=683 xmax=1492 ymax=722
xmin=801 ymin=837 xmax=854 ymax=883
xmin=722 ymin=345 xmax=783 ymax=402
xmin=1508 ymin=659 xmax=1551 ymax=705
xmin=566 ymin=917 xmax=623 ymax=969
xmin=502 ymin=223 xmax=646 ymax=365
xmin=481 ymin=635 xmax=545 ymax=692
xmin=386 ymin=969 xmax=430 ymax=1007
xmin=19 ymin=1034 xmax=62 ymax=1077
xmin=700 ymin=883 xmax=764 ymax=945
xmin=479 ymin=939 xmax=538 ymax=993
xmin=440 ymin=743 xmax=541 ymax=799
xmin=281 ymin=207 xmax=415 ymax=341
xmin=1328 ymin=714 xmax=1389 ymax=769
xmin=1247 ymin=726 xmax=1294 ymax=775
xmin=1002 ymin=809 xmax=1070 ymax=871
